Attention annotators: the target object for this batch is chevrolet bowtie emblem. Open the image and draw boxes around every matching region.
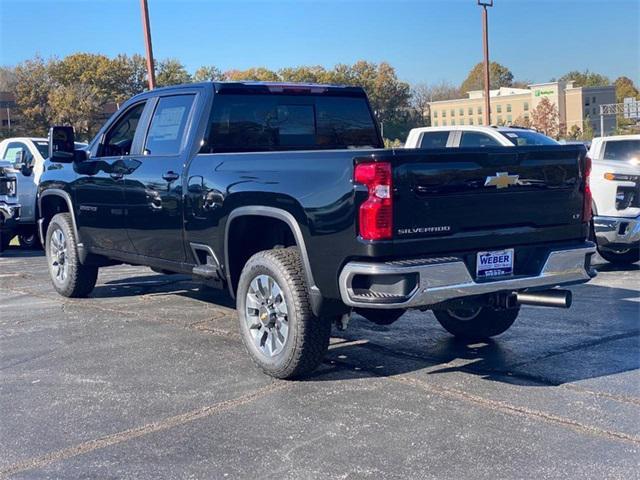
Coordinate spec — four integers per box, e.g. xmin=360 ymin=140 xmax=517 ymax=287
xmin=484 ymin=172 xmax=519 ymax=189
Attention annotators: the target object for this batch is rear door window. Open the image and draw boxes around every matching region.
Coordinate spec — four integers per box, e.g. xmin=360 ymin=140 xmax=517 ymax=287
xmin=144 ymin=95 xmax=195 ymax=156
xmin=460 ymin=132 xmax=501 ymax=147
xmin=419 ymin=131 xmax=449 ymax=149
xmin=201 ymin=93 xmax=380 ymax=153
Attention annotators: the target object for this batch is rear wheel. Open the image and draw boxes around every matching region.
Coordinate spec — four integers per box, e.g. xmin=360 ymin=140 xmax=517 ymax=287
xmin=46 ymin=213 xmax=98 ymax=298
xmin=598 ymin=247 xmax=640 ymax=265
xmin=433 ymin=306 xmax=519 ymax=340
xmin=236 ymin=247 xmax=331 ymax=379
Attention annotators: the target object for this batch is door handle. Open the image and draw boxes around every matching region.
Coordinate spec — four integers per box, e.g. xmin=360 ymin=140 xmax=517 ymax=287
xmin=163 ymin=171 xmax=180 ymax=182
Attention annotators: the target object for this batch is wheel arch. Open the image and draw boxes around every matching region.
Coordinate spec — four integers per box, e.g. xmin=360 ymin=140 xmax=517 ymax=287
xmin=38 ymin=189 xmax=79 ymax=246
xmin=224 ymin=206 xmax=321 ymax=314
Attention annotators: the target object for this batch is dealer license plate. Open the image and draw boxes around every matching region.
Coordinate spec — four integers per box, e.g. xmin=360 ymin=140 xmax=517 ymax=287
xmin=476 ymin=249 xmax=514 ymax=278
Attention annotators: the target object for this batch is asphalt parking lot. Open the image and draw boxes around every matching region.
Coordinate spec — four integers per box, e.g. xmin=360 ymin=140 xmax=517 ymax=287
xmin=1 ymin=248 xmax=638 ymax=479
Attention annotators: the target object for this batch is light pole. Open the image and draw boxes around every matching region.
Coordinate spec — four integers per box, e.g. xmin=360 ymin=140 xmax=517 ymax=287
xmin=478 ymin=0 xmax=493 ymax=125
xmin=140 ymin=0 xmax=156 ymax=90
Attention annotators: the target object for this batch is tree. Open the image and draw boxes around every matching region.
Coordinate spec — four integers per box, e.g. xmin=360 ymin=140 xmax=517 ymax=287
xmin=513 ymin=114 xmax=532 ymax=128
xmin=582 ymin=116 xmax=595 ymax=140
xmin=614 ymin=76 xmax=639 ymax=103
xmin=460 ymin=62 xmax=514 ymax=93
xmin=567 ymin=124 xmax=582 ymax=140
xmin=156 ymin=58 xmax=191 ymax=86
xmin=0 ymin=67 xmax=16 ymax=91
xmin=13 ymin=56 xmax=53 ymax=136
xmin=113 ymin=54 xmax=148 ymax=100
xmin=410 ymin=81 xmax=460 ymax=123
xmin=530 ymin=97 xmax=559 ymax=137
xmin=193 ymin=65 xmax=225 ymax=82
xmin=557 ymin=70 xmax=610 ymax=87
xmin=224 ymin=67 xmax=279 ymax=82
xmin=279 ymin=65 xmax=330 ymax=83
xmin=49 ymin=83 xmax=104 ymax=141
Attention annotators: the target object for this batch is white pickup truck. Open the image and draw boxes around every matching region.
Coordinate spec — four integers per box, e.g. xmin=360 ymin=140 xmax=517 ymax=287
xmin=404 ymin=125 xmax=559 ymax=149
xmin=588 ymin=135 xmax=640 ymax=265
xmin=0 ymin=137 xmax=86 ymax=250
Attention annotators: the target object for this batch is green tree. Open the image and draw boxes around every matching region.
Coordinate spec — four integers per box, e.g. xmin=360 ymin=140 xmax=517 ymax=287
xmin=113 ymin=54 xmax=148 ymax=100
xmin=49 ymin=83 xmax=104 ymax=141
xmin=156 ymin=58 xmax=191 ymax=86
xmin=279 ymin=65 xmax=329 ymax=83
xmin=0 ymin=67 xmax=16 ymax=91
xmin=614 ymin=76 xmax=639 ymax=102
xmin=582 ymin=115 xmax=595 ymax=140
xmin=13 ymin=55 xmax=53 ymax=136
xmin=193 ymin=65 xmax=225 ymax=82
xmin=557 ymin=70 xmax=610 ymax=87
xmin=460 ymin=62 xmax=514 ymax=93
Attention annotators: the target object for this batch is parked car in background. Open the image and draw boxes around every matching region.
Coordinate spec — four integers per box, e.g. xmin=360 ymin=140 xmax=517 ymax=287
xmin=0 ymin=137 xmax=86 ymax=250
xmin=38 ymin=82 xmax=595 ymax=379
xmin=588 ymin=134 xmax=640 ymax=265
xmin=404 ymin=125 xmax=558 ymax=149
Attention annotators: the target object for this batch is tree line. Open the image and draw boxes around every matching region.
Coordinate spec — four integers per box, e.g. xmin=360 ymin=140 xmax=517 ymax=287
xmin=0 ymin=53 xmax=637 ymax=143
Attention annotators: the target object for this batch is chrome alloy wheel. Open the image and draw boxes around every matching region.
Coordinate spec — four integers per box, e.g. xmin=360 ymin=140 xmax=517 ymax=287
xmin=446 ymin=307 xmax=482 ymax=321
xmin=49 ymin=228 xmax=69 ymax=283
xmin=245 ymin=274 xmax=289 ymax=357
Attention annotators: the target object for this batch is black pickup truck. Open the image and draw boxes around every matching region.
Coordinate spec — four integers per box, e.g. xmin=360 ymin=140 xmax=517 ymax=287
xmin=38 ymin=82 xmax=596 ymax=378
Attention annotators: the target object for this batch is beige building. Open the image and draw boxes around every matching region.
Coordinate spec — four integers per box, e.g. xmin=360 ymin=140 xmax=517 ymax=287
xmin=429 ymin=81 xmax=616 ymax=136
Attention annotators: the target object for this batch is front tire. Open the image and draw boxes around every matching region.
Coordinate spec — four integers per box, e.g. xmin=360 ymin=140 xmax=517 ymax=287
xmin=598 ymin=247 xmax=640 ymax=265
xmin=433 ymin=306 xmax=519 ymax=340
xmin=46 ymin=213 xmax=98 ymax=298
xmin=236 ymin=247 xmax=331 ymax=379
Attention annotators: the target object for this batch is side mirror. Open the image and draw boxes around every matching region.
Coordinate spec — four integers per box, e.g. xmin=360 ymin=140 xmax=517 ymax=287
xmin=48 ymin=126 xmax=76 ymax=162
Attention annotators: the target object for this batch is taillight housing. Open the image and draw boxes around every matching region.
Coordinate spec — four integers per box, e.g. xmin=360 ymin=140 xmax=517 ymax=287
xmin=354 ymin=161 xmax=393 ymax=240
xmin=582 ymin=155 xmax=592 ymax=222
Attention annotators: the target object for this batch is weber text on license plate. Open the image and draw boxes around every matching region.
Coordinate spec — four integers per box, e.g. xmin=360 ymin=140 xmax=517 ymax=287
xmin=476 ymin=249 xmax=514 ymax=278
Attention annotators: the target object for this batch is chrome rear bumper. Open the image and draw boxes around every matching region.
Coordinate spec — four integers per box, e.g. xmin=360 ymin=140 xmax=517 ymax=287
xmin=338 ymin=244 xmax=596 ymax=309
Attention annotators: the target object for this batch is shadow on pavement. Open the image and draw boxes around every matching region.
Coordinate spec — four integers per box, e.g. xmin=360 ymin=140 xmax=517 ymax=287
xmin=86 ymin=267 xmax=638 ymax=389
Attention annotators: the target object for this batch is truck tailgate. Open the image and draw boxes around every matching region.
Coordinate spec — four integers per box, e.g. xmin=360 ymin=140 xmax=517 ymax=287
xmin=389 ymin=145 xmax=587 ymax=241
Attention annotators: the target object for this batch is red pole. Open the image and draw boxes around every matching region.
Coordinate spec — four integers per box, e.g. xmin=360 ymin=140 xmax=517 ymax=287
xmin=140 ymin=0 xmax=156 ymax=90
xmin=482 ymin=5 xmax=491 ymax=125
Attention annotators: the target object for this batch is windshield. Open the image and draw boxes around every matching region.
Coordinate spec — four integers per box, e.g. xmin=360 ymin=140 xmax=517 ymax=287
xmin=603 ymin=139 xmax=640 ymax=162
xmin=499 ymin=130 xmax=558 ymax=146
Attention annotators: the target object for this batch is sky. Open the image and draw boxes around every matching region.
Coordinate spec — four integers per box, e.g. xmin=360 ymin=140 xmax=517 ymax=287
xmin=1 ymin=0 xmax=638 ymax=86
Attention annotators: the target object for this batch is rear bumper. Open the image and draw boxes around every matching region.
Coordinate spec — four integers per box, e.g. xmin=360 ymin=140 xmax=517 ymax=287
xmin=338 ymin=243 xmax=596 ymax=309
xmin=593 ymin=215 xmax=640 ymax=250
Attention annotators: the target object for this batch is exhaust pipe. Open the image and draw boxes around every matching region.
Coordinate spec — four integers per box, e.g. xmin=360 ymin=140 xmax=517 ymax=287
xmin=515 ymin=289 xmax=572 ymax=309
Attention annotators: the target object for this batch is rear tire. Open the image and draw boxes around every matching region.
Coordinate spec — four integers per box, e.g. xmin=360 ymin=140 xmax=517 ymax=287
xmin=236 ymin=247 xmax=331 ymax=379
xmin=46 ymin=213 xmax=98 ymax=298
xmin=433 ymin=306 xmax=519 ymax=340
xmin=598 ymin=247 xmax=640 ymax=265
xmin=357 ymin=308 xmax=405 ymax=326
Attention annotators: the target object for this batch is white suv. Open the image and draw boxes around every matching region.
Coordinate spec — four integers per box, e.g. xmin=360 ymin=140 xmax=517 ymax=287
xmin=588 ymin=135 xmax=640 ymax=265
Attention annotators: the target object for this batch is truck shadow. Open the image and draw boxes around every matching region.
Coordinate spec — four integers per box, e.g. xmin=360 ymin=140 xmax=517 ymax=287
xmin=90 ymin=266 xmax=638 ymax=389
xmin=318 ymin=281 xmax=639 ymax=388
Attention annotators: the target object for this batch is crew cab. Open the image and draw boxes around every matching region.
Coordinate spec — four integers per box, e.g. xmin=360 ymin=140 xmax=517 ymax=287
xmin=588 ymin=135 xmax=640 ymax=264
xmin=0 ymin=137 xmax=86 ymax=251
xmin=38 ymin=82 xmax=596 ymax=379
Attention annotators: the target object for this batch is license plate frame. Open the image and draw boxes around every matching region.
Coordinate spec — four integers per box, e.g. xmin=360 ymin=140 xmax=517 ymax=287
xmin=476 ymin=248 xmax=514 ymax=279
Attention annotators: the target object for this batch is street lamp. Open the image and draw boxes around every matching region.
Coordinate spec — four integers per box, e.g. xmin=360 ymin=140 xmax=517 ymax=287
xmin=478 ymin=0 xmax=493 ymax=125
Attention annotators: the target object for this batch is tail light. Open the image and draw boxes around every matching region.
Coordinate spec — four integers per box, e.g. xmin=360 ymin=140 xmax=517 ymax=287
xmin=582 ymin=155 xmax=592 ymax=222
xmin=354 ymin=162 xmax=393 ymax=240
